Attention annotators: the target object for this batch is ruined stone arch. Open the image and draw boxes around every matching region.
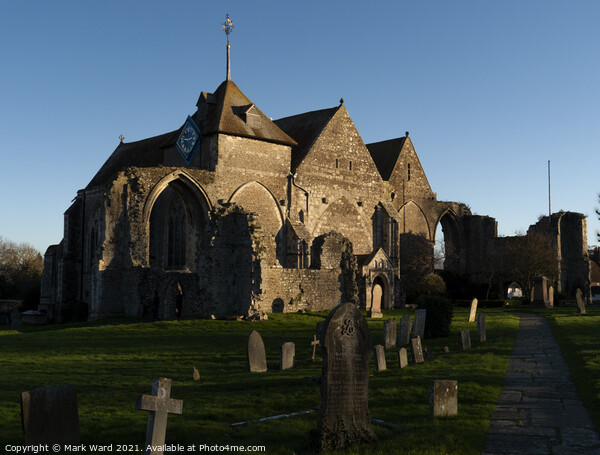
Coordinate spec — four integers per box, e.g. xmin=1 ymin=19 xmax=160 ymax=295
xmin=146 ymin=172 xmax=211 ymax=270
xmin=228 ymin=181 xmax=285 ymax=265
xmin=312 ymin=195 xmax=372 ymax=255
xmin=434 ymin=209 xmax=464 ymax=272
xmin=398 ymin=201 xmax=431 ymax=240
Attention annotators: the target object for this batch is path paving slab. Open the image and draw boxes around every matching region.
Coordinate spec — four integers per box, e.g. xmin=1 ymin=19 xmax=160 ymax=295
xmin=483 ymin=314 xmax=600 ymax=455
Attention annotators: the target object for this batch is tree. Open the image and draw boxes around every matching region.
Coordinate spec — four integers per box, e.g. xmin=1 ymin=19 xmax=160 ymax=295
xmin=502 ymin=231 xmax=557 ymax=298
xmin=0 ymin=236 xmax=44 ymax=305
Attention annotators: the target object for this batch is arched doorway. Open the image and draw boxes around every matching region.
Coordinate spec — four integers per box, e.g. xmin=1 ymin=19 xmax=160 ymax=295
xmin=371 ymin=275 xmax=387 ymax=311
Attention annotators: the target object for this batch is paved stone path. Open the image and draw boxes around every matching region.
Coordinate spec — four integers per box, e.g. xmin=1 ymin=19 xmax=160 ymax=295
xmin=483 ymin=313 xmax=600 ymax=455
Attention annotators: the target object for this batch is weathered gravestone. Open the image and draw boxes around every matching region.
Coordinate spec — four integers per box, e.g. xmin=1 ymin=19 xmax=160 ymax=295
xmin=424 ymin=347 xmax=434 ymax=359
xmin=411 ymin=336 xmax=424 ymax=364
xmin=398 ymin=347 xmax=408 ymax=368
xmin=468 ymin=298 xmax=478 ymax=322
xmin=369 ymin=283 xmax=383 ymax=318
xmin=413 ymin=309 xmax=426 ymax=339
xmin=247 ymin=330 xmax=267 ymax=372
xmin=459 ymin=330 xmax=471 ymax=350
xmin=280 ymin=341 xmax=295 ymax=370
xmin=533 ymin=276 xmax=549 ymax=306
xmin=383 ymin=318 xmax=397 ymax=349
xmin=443 ymin=346 xmax=450 ymax=354
xmin=373 ymin=345 xmax=387 ymax=371
xmin=192 ymin=366 xmax=200 ymax=381
xmin=315 ymin=302 xmax=376 ymax=451
xmin=21 ymin=385 xmax=80 ymax=445
xmin=398 ymin=314 xmax=412 ymax=346
xmin=576 ymin=288 xmax=586 ymax=314
xmin=135 ymin=378 xmax=183 ymax=455
xmin=430 ymin=380 xmax=458 ymax=417
xmin=11 ymin=308 xmax=22 ymax=330
xmin=547 ymin=285 xmax=554 ymax=308
xmin=477 ymin=314 xmax=486 ymax=342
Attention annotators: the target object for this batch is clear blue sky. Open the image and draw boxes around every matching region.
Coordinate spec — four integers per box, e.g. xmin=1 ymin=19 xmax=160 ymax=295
xmin=1 ymin=1 xmax=599 ymax=253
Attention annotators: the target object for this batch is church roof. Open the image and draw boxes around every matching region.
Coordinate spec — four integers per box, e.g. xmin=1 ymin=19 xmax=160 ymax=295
xmin=366 ymin=137 xmax=407 ymax=181
xmin=201 ymin=80 xmax=296 ymax=146
xmin=86 ymin=131 xmax=174 ymax=189
xmin=274 ymin=106 xmax=340 ymax=170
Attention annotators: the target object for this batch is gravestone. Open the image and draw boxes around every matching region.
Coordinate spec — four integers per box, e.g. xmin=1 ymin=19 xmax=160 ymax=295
xmin=383 ymin=318 xmax=397 ymax=349
xmin=398 ymin=314 xmax=412 ymax=346
xmin=468 ymin=298 xmax=478 ymax=322
xmin=413 ymin=309 xmax=426 ymax=339
xmin=280 ymin=341 xmax=295 ymax=370
xmin=459 ymin=330 xmax=471 ymax=350
xmin=430 ymin=380 xmax=458 ymax=417
xmin=547 ymin=285 xmax=554 ymax=308
xmin=398 ymin=348 xmax=408 ymax=368
xmin=532 ymin=276 xmax=549 ymax=305
xmin=369 ymin=283 xmax=383 ymax=318
xmin=247 ymin=330 xmax=267 ymax=372
xmin=316 ymin=302 xmax=375 ymax=451
xmin=21 ymin=385 xmax=80 ymax=445
xmin=443 ymin=346 xmax=450 ymax=354
xmin=411 ymin=336 xmax=424 ymax=364
xmin=192 ymin=367 xmax=200 ymax=381
xmin=311 ymin=334 xmax=320 ymax=362
xmin=373 ymin=345 xmax=387 ymax=371
xmin=135 ymin=377 xmax=183 ymax=455
xmin=477 ymin=314 xmax=486 ymax=342
xmin=11 ymin=312 xmax=22 ymax=330
xmin=424 ymin=347 xmax=434 ymax=359
xmin=576 ymin=288 xmax=586 ymax=314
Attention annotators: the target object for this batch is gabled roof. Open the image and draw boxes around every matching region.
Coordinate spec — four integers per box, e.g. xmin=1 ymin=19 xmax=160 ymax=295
xmin=366 ymin=137 xmax=407 ymax=181
xmin=86 ymin=131 xmax=174 ymax=189
xmin=202 ymin=80 xmax=296 ymax=146
xmin=274 ymin=106 xmax=340 ymax=170
xmin=358 ymin=247 xmax=392 ymax=269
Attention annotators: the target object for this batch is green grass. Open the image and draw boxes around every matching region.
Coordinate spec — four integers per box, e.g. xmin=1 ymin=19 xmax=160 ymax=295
xmin=542 ymin=307 xmax=600 ymax=432
xmin=0 ymin=309 xmax=519 ymax=454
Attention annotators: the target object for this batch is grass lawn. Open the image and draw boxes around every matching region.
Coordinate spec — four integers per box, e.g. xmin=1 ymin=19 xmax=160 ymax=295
xmin=541 ymin=307 xmax=600 ymax=433
xmin=0 ymin=308 xmax=519 ymax=454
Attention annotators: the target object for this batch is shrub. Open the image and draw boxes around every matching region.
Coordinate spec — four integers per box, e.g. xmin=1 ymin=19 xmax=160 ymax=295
xmin=417 ymin=295 xmax=454 ymax=338
xmin=416 ymin=272 xmax=446 ymax=296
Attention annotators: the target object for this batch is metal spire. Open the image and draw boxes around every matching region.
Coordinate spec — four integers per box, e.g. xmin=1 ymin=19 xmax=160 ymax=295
xmin=222 ymin=14 xmax=234 ymax=80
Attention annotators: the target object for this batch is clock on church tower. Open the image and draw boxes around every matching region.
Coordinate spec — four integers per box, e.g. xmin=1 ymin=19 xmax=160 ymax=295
xmin=175 ymin=116 xmax=201 ymax=164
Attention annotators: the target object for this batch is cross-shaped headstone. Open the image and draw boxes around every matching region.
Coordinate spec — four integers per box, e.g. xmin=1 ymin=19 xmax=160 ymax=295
xmin=135 ymin=378 xmax=183 ymax=455
xmin=311 ymin=334 xmax=320 ymax=362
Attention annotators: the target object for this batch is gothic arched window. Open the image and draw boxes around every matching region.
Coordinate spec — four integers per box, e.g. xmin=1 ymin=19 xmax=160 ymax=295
xmin=167 ymin=198 xmax=187 ymax=269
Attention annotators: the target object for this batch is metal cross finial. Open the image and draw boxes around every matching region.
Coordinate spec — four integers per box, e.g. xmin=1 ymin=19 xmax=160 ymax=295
xmin=119 ymin=134 xmax=125 ymax=143
xmin=222 ymin=14 xmax=234 ymax=45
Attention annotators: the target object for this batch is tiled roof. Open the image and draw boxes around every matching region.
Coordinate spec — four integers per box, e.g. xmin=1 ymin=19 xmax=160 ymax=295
xmin=274 ymin=106 xmax=339 ymax=170
xmin=203 ymin=80 xmax=296 ymax=146
xmin=366 ymin=137 xmax=407 ymax=181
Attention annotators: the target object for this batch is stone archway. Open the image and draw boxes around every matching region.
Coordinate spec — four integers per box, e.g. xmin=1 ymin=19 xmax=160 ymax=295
xmin=434 ymin=210 xmax=464 ymax=273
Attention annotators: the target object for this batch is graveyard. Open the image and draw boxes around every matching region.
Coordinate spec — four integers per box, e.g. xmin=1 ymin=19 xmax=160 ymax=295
xmin=4 ymin=304 xmax=600 ymax=453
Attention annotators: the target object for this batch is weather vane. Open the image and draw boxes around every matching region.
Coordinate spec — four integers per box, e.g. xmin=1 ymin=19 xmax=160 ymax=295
xmin=222 ymin=14 xmax=234 ymax=45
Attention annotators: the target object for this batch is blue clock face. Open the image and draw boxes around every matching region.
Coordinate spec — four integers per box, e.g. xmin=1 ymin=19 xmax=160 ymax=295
xmin=175 ymin=117 xmax=201 ymax=164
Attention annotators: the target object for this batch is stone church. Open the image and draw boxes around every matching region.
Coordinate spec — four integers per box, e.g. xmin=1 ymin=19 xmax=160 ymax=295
xmin=40 ymin=41 xmax=591 ymax=322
